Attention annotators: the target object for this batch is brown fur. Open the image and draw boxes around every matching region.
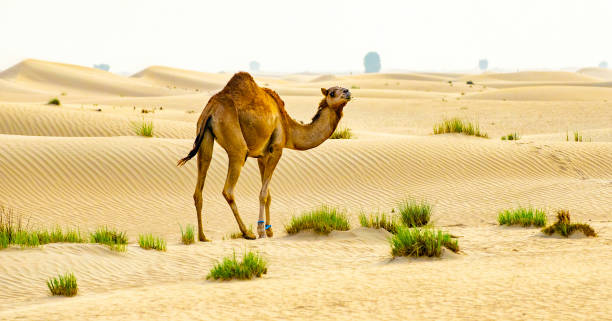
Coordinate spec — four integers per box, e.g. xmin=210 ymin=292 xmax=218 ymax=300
xmin=178 ymin=72 xmax=351 ymax=240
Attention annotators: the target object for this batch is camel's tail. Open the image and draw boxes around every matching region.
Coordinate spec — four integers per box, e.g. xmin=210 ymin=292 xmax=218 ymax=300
xmin=177 ymin=113 xmax=211 ymax=167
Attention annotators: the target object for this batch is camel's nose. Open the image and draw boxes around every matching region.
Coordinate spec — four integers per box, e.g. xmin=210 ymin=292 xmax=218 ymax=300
xmin=343 ymin=89 xmax=349 ymax=93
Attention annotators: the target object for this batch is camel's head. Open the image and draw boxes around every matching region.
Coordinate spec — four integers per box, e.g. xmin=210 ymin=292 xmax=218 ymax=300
xmin=321 ymin=86 xmax=351 ymax=108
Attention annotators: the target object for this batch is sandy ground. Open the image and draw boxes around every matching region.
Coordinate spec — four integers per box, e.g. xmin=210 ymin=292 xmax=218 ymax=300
xmin=1 ymin=59 xmax=611 ymax=320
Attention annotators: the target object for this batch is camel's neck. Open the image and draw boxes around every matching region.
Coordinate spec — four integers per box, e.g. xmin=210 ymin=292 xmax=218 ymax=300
xmin=284 ymin=101 xmax=344 ymax=151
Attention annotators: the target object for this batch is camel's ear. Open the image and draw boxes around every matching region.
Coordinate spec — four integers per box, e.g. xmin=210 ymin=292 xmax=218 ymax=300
xmin=321 ymin=88 xmax=328 ymax=96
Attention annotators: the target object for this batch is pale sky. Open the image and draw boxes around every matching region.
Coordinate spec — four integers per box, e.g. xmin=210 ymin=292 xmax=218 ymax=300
xmin=1 ymin=0 xmax=611 ymax=74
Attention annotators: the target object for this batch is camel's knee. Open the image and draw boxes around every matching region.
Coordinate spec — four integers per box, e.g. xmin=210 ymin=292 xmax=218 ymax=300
xmin=259 ymin=191 xmax=268 ymax=205
xmin=222 ymin=189 xmax=234 ymax=203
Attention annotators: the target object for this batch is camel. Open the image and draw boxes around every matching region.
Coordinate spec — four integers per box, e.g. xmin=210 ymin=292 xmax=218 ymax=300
xmin=177 ymin=72 xmax=351 ymax=240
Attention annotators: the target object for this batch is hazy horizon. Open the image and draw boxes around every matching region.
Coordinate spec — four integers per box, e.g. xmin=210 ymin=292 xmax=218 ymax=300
xmin=2 ymin=0 xmax=611 ymax=74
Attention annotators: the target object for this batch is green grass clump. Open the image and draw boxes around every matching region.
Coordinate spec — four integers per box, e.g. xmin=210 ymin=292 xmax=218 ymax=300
xmin=285 ymin=206 xmax=350 ymax=235
xmin=90 ymin=226 xmax=128 ymax=252
xmin=47 ymin=98 xmax=61 ymax=105
xmin=433 ymin=118 xmax=488 ymax=138
xmin=133 ymin=119 xmax=154 ymax=137
xmin=501 ymin=132 xmax=520 ymax=141
xmin=330 ymin=127 xmax=354 ymax=139
xmin=351 ymin=85 xmax=360 ymax=89
xmin=207 ymin=251 xmax=268 ymax=280
xmin=390 ymin=227 xmax=459 ymax=257
xmin=47 ymin=272 xmax=78 ymax=297
xmin=497 ymin=207 xmax=547 ymax=227
xmin=224 ymin=225 xmax=254 ymax=240
xmin=180 ymin=224 xmax=195 ymax=245
xmin=541 ymin=210 xmax=596 ymax=237
xmin=1 ymin=207 xmax=84 ymax=249
xmin=359 ymin=212 xmax=401 ymax=234
xmin=466 ymin=80 xmax=474 ymax=85
xmin=138 ymin=233 xmax=166 ymax=251
xmin=397 ymin=200 xmax=431 ymax=227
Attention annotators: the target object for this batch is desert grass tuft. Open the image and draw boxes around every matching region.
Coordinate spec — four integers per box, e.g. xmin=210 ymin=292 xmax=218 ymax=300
xmin=47 ymin=272 xmax=78 ymax=297
xmin=498 ymin=207 xmax=547 ymax=227
xmin=433 ymin=118 xmax=488 ymax=138
xmin=180 ymin=224 xmax=195 ymax=244
xmin=330 ymin=127 xmax=354 ymax=139
xmin=132 ymin=119 xmax=154 ymax=137
xmin=285 ymin=206 xmax=350 ymax=235
xmin=501 ymin=132 xmax=520 ymax=141
xmin=47 ymin=98 xmax=61 ymax=106
xmin=390 ymin=227 xmax=459 ymax=257
xmin=90 ymin=226 xmax=128 ymax=251
xmin=1 ymin=207 xmax=84 ymax=248
xmin=138 ymin=233 xmax=166 ymax=251
xmin=541 ymin=210 xmax=596 ymax=237
xmin=224 ymin=225 xmax=254 ymax=240
xmin=206 ymin=251 xmax=268 ymax=280
xmin=359 ymin=212 xmax=401 ymax=234
xmin=397 ymin=199 xmax=431 ymax=227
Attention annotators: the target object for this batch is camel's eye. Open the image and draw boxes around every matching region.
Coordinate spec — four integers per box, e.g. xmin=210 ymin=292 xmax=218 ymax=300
xmin=329 ymin=91 xmax=335 ymax=97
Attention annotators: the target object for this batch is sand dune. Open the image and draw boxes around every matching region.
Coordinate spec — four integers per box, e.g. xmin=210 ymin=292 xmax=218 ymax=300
xmin=1 ymin=59 xmax=611 ymax=320
xmin=466 ymin=85 xmax=612 ymax=101
xmin=577 ymin=67 xmax=612 ymax=80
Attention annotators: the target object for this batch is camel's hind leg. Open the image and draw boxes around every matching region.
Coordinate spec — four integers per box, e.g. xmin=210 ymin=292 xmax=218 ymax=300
xmin=193 ymin=129 xmax=214 ymax=242
xmin=222 ymin=153 xmax=256 ymax=240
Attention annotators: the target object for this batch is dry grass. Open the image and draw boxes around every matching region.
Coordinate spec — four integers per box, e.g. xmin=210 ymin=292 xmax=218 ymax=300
xmin=541 ymin=210 xmax=596 ymax=237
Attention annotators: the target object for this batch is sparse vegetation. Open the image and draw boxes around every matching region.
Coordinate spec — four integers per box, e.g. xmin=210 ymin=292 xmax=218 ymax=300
xmin=47 ymin=272 xmax=78 ymax=297
xmin=1 ymin=206 xmax=85 ymax=249
xmin=186 ymin=110 xmax=196 ymax=114
xmin=138 ymin=233 xmax=166 ymax=251
xmin=390 ymin=227 xmax=459 ymax=257
xmin=501 ymin=132 xmax=520 ymax=141
xmin=542 ymin=210 xmax=596 ymax=237
xmin=566 ymin=130 xmax=591 ymax=142
xmin=47 ymin=98 xmax=60 ymax=106
xmin=433 ymin=118 xmax=488 ymax=138
xmin=330 ymin=127 xmax=354 ymax=139
xmin=359 ymin=212 xmax=401 ymax=234
xmin=466 ymin=80 xmax=474 ymax=85
xmin=133 ymin=119 xmax=154 ymax=137
xmin=207 ymin=251 xmax=268 ymax=281
xmin=498 ymin=207 xmax=547 ymax=227
xmin=224 ymin=225 xmax=254 ymax=240
xmin=397 ymin=200 xmax=431 ymax=227
xmin=285 ymin=206 xmax=350 ymax=235
xmin=351 ymin=85 xmax=360 ymax=89
xmin=90 ymin=226 xmax=128 ymax=252
xmin=181 ymin=224 xmax=195 ymax=244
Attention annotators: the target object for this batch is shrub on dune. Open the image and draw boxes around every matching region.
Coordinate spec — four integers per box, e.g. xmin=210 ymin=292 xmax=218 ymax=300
xmin=180 ymin=224 xmax=195 ymax=245
xmin=285 ymin=206 xmax=350 ymax=235
xmin=398 ymin=199 xmax=431 ymax=227
xmin=207 ymin=251 xmax=268 ymax=280
xmin=138 ymin=233 xmax=166 ymax=251
xmin=390 ymin=227 xmax=459 ymax=257
xmin=47 ymin=272 xmax=78 ymax=297
xmin=359 ymin=212 xmax=401 ymax=234
xmin=498 ymin=207 xmax=547 ymax=227
xmin=90 ymin=226 xmax=128 ymax=252
xmin=433 ymin=118 xmax=488 ymax=138
xmin=541 ymin=210 xmax=596 ymax=237
xmin=47 ymin=98 xmax=60 ymax=106
xmin=330 ymin=127 xmax=354 ymax=139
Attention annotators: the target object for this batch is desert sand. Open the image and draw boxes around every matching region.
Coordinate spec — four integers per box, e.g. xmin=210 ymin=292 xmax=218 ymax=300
xmin=0 ymin=59 xmax=611 ymax=320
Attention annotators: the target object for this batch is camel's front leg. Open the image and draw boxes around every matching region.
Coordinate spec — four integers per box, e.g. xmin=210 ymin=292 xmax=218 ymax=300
xmin=257 ymin=148 xmax=282 ymax=238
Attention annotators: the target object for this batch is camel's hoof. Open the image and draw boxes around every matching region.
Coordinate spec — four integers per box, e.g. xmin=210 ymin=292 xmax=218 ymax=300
xmin=266 ymin=228 xmax=274 ymax=238
xmin=243 ymin=232 xmax=257 ymax=240
xmin=199 ymin=235 xmax=211 ymax=242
